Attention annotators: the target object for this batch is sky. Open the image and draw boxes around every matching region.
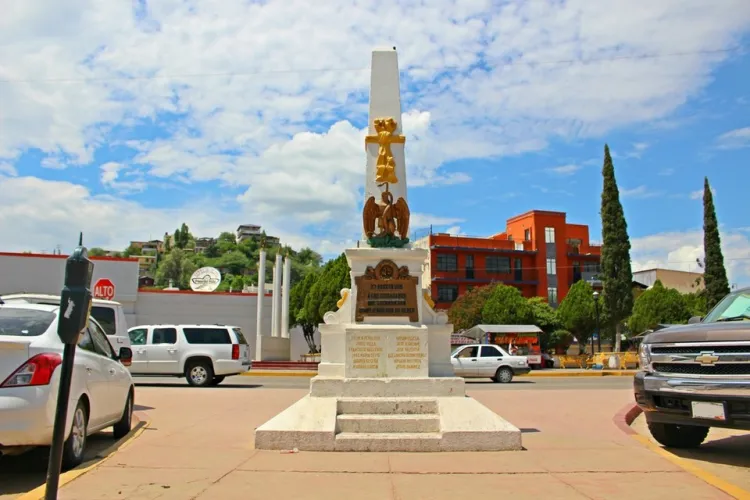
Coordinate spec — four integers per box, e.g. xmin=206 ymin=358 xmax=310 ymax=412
xmin=1 ymin=0 xmax=749 ymax=286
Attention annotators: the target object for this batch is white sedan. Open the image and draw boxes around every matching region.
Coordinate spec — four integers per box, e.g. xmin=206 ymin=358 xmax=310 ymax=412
xmin=451 ymin=344 xmax=531 ymax=383
xmin=0 ymin=302 xmax=135 ymax=470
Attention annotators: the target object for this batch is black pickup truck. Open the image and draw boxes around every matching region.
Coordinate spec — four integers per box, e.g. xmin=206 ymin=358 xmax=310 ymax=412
xmin=634 ymin=287 xmax=750 ymax=448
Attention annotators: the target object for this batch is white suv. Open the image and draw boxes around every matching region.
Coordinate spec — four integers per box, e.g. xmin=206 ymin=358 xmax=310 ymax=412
xmin=127 ymin=324 xmax=251 ymax=387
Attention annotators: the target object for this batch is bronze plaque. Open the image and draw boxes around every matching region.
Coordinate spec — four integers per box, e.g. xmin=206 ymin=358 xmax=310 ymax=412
xmin=355 ymin=259 xmax=419 ymax=322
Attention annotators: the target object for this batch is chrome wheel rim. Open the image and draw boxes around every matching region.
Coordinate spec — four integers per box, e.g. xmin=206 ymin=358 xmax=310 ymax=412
xmin=71 ymin=407 xmax=86 ymax=457
xmin=500 ymin=370 xmax=512 ymax=383
xmin=190 ymin=366 xmax=208 ymax=384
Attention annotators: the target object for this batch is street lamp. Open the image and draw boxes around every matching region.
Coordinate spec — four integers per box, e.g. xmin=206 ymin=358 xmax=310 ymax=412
xmin=593 ymin=290 xmax=601 ymax=353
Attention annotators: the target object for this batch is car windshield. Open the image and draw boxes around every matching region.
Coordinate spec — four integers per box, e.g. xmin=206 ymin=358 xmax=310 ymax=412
xmin=90 ymin=306 xmax=116 ymax=336
xmin=0 ymin=308 xmax=56 ymax=336
xmin=702 ymin=291 xmax=750 ymax=323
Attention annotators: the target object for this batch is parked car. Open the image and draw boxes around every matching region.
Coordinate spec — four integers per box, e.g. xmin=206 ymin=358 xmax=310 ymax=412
xmin=451 ymin=344 xmax=530 ymax=383
xmin=0 ymin=293 xmax=131 ymax=350
xmin=635 ymin=286 xmax=750 ymax=448
xmin=126 ymin=324 xmax=251 ymax=387
xmin=0 ymin=302 xmax=135 ymax=469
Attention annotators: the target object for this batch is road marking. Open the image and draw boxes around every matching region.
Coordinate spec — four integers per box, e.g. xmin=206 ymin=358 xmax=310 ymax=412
xmin=17 ymin=415 xmax=150 ymax=500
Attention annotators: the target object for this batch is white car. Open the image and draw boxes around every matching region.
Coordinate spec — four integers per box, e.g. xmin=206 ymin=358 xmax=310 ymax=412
xmin=451 ymin=344 xmax=531 ymax=383
xmin=127 ymin=324 xmax=251 ymax=387
xmin=0 ymin=293 xmax=131 ymax=350
xmin=0 ymin=303 xmax=135 ymax=470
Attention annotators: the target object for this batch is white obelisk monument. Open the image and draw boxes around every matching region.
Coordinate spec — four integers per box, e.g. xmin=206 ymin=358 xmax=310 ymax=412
xmin=255 ymin=47 xmax=522 ymax=452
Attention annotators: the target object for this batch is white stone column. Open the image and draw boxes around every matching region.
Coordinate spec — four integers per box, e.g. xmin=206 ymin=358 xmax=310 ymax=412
xmin=363 ymin=48 xmax=407 ymax=234
xmin=255 ymin=249 xmax=267 ymax=360
xmin=281 ymin=254 xmax=292 ymax=338
xmin=271 ymin=253 xmax=283 ymax=337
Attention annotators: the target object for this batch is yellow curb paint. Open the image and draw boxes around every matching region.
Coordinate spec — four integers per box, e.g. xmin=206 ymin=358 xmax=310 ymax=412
xmin=16 ymin=418 xmax=150 ymax=500
xmin=632 ymin=434 xmax=750 ymax=500
xmin=241 ymin=371 xmax=318 ymax=377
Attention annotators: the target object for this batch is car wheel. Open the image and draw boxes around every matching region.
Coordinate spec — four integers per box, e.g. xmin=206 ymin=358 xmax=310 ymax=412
xmin=647 ymin=422 xmax=709 ymax=448
xmin=61 ymin=400 xmax=88 ymax=470
xmin=494 ymin=367 xmax=514 ymax=384
xmin=210 ymin=376 xmax=226 ymax=386
xmin=186 ymin=361 xmax=214 ymax=387
xmin=113 ymin=389 xmax=134 ymax=439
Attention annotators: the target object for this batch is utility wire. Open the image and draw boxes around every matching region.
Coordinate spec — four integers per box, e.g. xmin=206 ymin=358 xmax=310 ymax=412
xmin=0 ymin=46 xmax=742 ymax=84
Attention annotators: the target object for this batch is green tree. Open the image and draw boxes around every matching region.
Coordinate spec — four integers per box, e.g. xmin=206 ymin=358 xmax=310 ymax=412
xmin=296 ymin=247 xmax=323 ymax=267
xmin=683 ymin=291 xmax=708 ymax=318
xmin=215 ymin=250 xmax=251 ymax=276
xmin=155 ymin=248 xmax=197 ymax=289
xmin=303 ymin=254 xmax=351 ymax=324
xmin=481 ymin=284 xmax=534 ymax=325
xmin=289 ymin=270 xmax=322 ymax=353
xmin=549 ymin=329 xmax=574 ymax=354
xmin=216 ymin=232 xmax=238 ymax=254
xmin=557 ymin=280 xmax=597 ymax=354
xmin=88 ymin=247 xmax=107 ymax=257
xmin=628 ymin=280 xmax=691 ymax=334
xmin=600 ymin=144 xmax=634 ymax=352
xmin=122 ymin=243 xmax=142 ymax=257
xmin=231 ymin=275 xmax=245 ymax=292
xmin=702 ymin=177 xmax=730 ymax=310
xmin=447 ymin=284 xmax=497 ymax=331
xmin=527 ymin=296 xmax=561 ymax=351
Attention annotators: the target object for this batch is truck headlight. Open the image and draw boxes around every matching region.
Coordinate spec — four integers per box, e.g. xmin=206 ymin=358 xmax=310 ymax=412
xmin=638 ymin=343 xmax=652 ymax=372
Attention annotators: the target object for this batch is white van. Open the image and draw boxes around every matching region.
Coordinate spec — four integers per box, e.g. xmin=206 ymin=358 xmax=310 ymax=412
xmin=126 ymin=324 xmax=251 ymax=386
xmin=0 ymin=293 xmax=131 ymax=350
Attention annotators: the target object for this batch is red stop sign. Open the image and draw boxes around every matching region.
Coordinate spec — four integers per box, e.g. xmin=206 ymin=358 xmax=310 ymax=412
xmin=94 ymin=278 xmax=116 ymax=300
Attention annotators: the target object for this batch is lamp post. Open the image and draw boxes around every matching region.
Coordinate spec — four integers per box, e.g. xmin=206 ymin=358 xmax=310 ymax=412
xmin=593 ymin=290 xmax=601 ymax=353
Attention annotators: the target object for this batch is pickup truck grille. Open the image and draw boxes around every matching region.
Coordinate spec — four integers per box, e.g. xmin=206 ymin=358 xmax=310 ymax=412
xmin=653 ymin=363 xmax=750 ymax=376
xmin=652 ymin=345 xmax=750 ymax=355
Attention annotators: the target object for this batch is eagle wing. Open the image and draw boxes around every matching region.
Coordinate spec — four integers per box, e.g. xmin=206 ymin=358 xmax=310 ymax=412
xmin=363 ymin=196 xmax=379 ymax=237
xmin=394 ymin=197 xmax=410 ymax=239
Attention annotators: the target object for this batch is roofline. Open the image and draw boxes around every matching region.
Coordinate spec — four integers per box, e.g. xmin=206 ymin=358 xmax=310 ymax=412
xmin=506 ymin=210 xmax=567 ymax=224
xmin=0 ymin=251 xmax=137 ymax=263
xmin=633 ymin=268 xmax=704 ymax=276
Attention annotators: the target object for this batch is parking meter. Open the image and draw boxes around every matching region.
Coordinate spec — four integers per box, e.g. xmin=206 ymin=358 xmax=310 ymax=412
xmin=57 ymin=244 xmax=94 ymax=344
xmin=46 ymin=235 xmax=94 ymax=500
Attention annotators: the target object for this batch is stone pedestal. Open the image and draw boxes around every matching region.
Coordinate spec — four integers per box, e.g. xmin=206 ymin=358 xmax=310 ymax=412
xmin=256 ymin=336 xmax=290 ymax=361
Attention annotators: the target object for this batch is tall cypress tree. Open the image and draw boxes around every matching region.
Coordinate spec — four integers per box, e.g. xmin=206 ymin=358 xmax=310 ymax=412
xmin=600 ymin=144 xmax=633 ymax=352
xmin=702 ymin=177 xmax=730 ymax=310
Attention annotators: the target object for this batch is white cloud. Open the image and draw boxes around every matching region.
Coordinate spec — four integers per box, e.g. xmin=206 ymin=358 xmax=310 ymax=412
xmin=659 ymin=168 xmax=675 ymax=176
xmin=0 ymin=163 xmax=17 ymax=176
xmin=632 ymin=229 xmax=750 ymax=287
xmin=621 ymin=185 xmax=661 ymax=198
xmin=547 ymin=164 xmax=581 ymax=175
xmin=99 ymin=161 xmax=146 ymax=194
xmin=715 ymin=127 xmax=750 ymax=150
xmin=1 ymin=0 xmax=750 ymax=250
xmin=689 ymin=186 xmax=716 ymax=200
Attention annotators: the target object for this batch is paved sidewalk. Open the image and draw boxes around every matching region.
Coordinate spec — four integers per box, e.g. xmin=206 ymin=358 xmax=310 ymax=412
xmin=242 ymin=368 xmax=639 ymax=377
xmin=57 ymin=387 xmax=733 ymax=500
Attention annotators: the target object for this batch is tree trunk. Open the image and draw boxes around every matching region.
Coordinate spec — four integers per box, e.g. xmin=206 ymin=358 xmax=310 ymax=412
xmin=614 ymin=322 xmax=622 ymax=353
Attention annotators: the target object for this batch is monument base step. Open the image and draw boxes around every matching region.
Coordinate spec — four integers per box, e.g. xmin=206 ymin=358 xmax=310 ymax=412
xmin=310 ymin=376 xmax=465 ymax=398
xmin=337 ymin=397 xmax=438 ymax=415
xmin=336 ymin=414 xmax=440 ymax=433
xmin=334 ymin=432 xmax=442 ymax=452
xmin=254 ymin=392 xmax=523 ymax=452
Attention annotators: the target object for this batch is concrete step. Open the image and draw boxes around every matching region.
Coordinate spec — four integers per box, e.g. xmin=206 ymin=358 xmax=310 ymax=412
xmin=337 ymin=398 xmax=438 ymax=415
xmin=334 ymin=432 xmax=442 ymax=452
xmin=336 ymin=414 xmax=441 ymax=434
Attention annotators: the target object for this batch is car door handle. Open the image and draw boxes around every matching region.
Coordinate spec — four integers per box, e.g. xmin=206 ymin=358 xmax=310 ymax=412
xmin=470 ymin=359 xmax=477 ymax=362
xmin=137 ymin=349 xmax=146 ymax=354
xmin=109 ymin=368 xmax=116 ymax=375
xmin=86 ymin=367 xmax=93 ymax=373
xmin=167 ymin=349 xmax=178 ymax=354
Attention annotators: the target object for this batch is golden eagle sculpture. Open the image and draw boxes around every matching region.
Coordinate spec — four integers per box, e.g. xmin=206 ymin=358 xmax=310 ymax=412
xmin=363 ymin=190 xmax=410 ymax=248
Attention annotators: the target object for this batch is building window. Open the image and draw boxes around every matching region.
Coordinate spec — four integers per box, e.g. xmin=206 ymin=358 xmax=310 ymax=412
xmin=524 ymin=228 xmax=532 ymax=241
xmin=486 ymin=255 xmax=511 ymax=273
xmin=547 ymin=287 xmax=558 ymax=305
xmin=437 ymin=285 xmax=459 ymax=302
xmin=515 ymin=242 xmax=524 ymax=251
xmin=584 ymin=262 xmax=601 ymax=273
xmin=545 ymin=227 xmax=555 ymax=243
xmin=436 ymin=254 xmax=458 ymax=272
xmin=546 ymin=258 xmax=557 ymax=275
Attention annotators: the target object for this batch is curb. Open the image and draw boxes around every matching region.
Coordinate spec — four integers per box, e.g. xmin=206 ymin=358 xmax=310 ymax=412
xmin=240 ymin=370 xmax=638 ymax=378
xmin=617 ymin=403 xmax=750 ymax=500
xmin=17 ymin=413 xmax=150 ymax=500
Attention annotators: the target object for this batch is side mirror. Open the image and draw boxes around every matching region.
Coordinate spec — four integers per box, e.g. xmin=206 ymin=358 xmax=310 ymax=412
xmin=118 ymin=347 xmax=133 ymax=366
xmin=688 ymin=316 xmax=703 ymax=324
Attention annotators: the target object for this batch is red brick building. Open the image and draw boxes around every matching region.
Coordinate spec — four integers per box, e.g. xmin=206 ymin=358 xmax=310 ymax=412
xmin=414 ymin=210 xmax=601 ymax=310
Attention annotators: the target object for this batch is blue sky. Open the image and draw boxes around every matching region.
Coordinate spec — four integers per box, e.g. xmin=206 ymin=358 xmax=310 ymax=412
xmin=1 ymin=0 xmax=749 ymax=285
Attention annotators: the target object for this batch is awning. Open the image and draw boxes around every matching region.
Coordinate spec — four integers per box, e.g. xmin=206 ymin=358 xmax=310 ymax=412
xmin=462 ymin=324 xmax=543 ymax=341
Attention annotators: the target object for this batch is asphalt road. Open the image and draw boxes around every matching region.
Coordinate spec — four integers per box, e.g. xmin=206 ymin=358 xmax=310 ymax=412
xmin=132 ymin=374 xmax=635 ymax=390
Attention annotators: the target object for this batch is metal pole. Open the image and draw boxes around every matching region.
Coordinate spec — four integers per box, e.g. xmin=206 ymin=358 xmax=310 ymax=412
xmin=595 ymin=299 xmax=601 ymax=352
xmin=45 ymin=342 xmax=77 ymax=500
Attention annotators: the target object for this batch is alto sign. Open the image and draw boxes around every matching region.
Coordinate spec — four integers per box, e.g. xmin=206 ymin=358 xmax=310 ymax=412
xmin=93 ymin=278 xmax=116 ymax=301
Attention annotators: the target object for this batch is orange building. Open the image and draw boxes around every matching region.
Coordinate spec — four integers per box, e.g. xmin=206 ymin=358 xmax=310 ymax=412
xmin=414 ymin=210 xmax=601 ymax=310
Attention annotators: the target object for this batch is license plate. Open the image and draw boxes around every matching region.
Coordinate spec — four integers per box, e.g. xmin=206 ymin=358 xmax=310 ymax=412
xmin=691 ymin=401 xmax=726 ymax=421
